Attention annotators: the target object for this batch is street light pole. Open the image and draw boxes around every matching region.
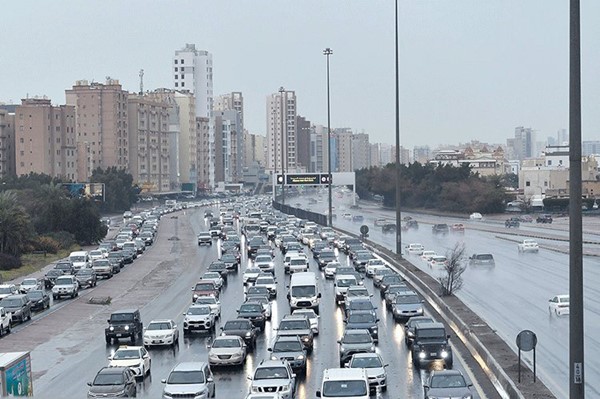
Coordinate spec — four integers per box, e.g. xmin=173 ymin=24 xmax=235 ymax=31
xmin=324 ymin=48 xmax=333 ymax=227
xmin=279 ymin=86 xmax=286 ymax=205
xmin=394 ymin=0 xmax=403 ymax=256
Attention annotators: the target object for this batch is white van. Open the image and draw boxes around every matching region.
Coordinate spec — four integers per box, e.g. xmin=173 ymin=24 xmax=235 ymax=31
xmin=69 ymin=251 xmax=89 ymax=271
xmin=316 ymin=368 xmax=369 ymax=399
xmin=288 ymin=272 xmax=321 ymax=313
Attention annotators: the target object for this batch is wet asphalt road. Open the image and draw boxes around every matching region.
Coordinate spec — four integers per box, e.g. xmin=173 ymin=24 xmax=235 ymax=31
xmin=0 ymin=204 xmax=484 ymax=398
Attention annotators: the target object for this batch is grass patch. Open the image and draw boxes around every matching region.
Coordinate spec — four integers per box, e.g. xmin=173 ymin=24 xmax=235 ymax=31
xmin=1 ymin=248 xmax=74 ymax=282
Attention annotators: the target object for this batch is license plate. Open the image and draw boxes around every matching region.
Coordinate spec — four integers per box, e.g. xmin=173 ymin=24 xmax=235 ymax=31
xmin=430 ymin=352 xmax=437 ymax=356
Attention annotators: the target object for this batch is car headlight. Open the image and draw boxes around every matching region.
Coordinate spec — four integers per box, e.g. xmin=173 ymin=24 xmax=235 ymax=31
xmin=109 ymin=326 xmax=115 ymax=331
xmin=245 ymin=331 xmax=252 ymax=337
xmin=416 ymin=307 xmax=423 ymax=314
xmin=441 ymin=350 xmax=448 ymax=358
xmin=376 ymin=373 xmax=386 ymax=379
xmin=302 ymin=336 xmax=310 ymax=342
xmin=370 ymin=345 xmax=375 ymax=351
xmin=419 ymin=351 xmax=426 ymax=359
xmin=407 ymin=331 xmax=414 ymax=337
xmin=14 ymin=309 xmax=22 ymax=315
xmin=297 ymin=354 xmax=305 ymax=360
xmin=193 ymin=294 xmax=198 ymax=298
xmin=271 ymin=355 xmax=278 ymax=360
xmin=371 ymin=328 xmax=378 ymax=334
xmin=124 ymin=325 xmax=130 ymax=331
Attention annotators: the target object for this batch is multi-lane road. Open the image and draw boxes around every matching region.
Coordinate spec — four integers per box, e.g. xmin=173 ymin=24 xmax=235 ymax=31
xmin=308 ymin=191 xmax=600 ymax=399
xmin=0 ymin=204 xmax=491 ymax=398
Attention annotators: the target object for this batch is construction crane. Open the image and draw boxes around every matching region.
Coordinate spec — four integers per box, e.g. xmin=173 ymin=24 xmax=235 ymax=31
xmin=139 ymin=69 xmax=144 ymax=94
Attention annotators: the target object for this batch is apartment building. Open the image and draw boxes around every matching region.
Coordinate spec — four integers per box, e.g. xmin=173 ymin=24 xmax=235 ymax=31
xmin=352 ymin=133 xmax=370 ymax=170
xmin=214 ymin=110 xmax=243 ymax=183
xmin=266 ymin=89 xmax=297 ymax=172
xmin=334 ymin=128 xmax=353 ymax=172
xmin=196 ymin=117 xmax=211 ymax=191
xmin=0 ymin=109 xmax=15 ymax=178
xmin=296 ymin=115 xmax=311 ymax=171
xmin=127 ymin=94 xmax=171 ymax=192
xmin=65 ymin=79 xmax=129 ymax=181
xmin=15 ymin=98 xmax=77 ymax=180
xmin=243 ymin=132 xmax=266 ymax=167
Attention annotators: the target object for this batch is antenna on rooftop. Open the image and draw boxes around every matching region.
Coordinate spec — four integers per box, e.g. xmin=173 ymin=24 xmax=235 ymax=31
xmin=139 ymin=69 xmax=144 ymax=95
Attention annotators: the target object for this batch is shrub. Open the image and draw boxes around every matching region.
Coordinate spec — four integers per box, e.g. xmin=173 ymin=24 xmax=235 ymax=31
xmin=0 ymin=254 xmax=22 ymax=271
xmin=33 ymin=236 xmax=61 ymax=254
xmin=45 ymin=231 xmax=76 ymax=250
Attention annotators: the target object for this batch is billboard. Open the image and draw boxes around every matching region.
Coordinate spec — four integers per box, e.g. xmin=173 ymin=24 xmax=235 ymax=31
xmin=5 ymin=356 xmax=32 ymax=396
xmin=62 ymin=183 xmax=105 ymax=201
xmin=276 ymin=174 xmax=331 ymax=185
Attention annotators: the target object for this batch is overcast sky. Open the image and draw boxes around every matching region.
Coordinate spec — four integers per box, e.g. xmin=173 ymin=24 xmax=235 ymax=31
xmin=1 ymin=1 xmax=599 ymax=149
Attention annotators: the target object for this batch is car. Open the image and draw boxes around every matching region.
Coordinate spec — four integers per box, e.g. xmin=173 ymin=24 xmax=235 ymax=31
xmin=324 ymin=261 xmax=340 ymax=279
xmin=26 ymin=290 xmax=50 ymax=311
xmin=89 ymin=249 xmax=106 ymax=262
xmin=345 ymin=297 xmax=377 ymax=318
xmin=237 ymin=302 xmax=266 ymax=330
xmin=243 ymin=266 xmax=262 ymax=284
xmin=92 ymin=259 xmax=113 ymax=279
xmin=428 ymin=255 xmax=448 ymax=268
xmin=469 ymin=253 xmax=495 ymax=266
xmin=108 ymin=345 xmax=151 ymax=379
xmin=412 ymin=322 xmax=453 ymax=369
xmin=403 ymin=316 xmax=435 ymax=346
xmin=202 ymin=272 xmax=224 ymax=290
xmin=365 ymin=259 xmax=386 ymax=277
xmin=424 ymin=370 xmax=473 ymax=399
xmin=373 ymin=268 xmax=395 ymax=287
xmin=194 ymin=296 xmax=222 ymax=318
xmin=292 ymin=308 xmax=320 ymax=334
xmin=268 ymin=335 xmax=307 ymax=373
xmin=469 ymin=212 xmax=483 ymax=220
xmin=19 ymin=278 xmax=42 ymax=293
xmin=383 ymin=284 xmax=409 ymax=305
xmin=220 ymin=319 xmax=259 ymax=349
xmin=381 ymin=223 xmax=396 ymax=234
xmin=54 ymin=260 xmax=75 ymax=275
xmin=43 ymin=269 xmax=64 ymax=289
xmin=352 ymin=215 xmax=364 ymax=223
xmin=519 ymin=215 xmax=534 ymax=223
xmin=161 ymin=362 xmax=216 ymax=399
xmin=420 ymin=251 xmax=437 ymax=262
xmin=0 ymin=307 xmax=11 ymax=336
xmin=317 ymin=249 xmax=337 ymax=269
xmin=207 ymin=261 xmax=228 ymax=279
xmin=345 ymin=286 xmax=372 ymax=303
xmin=220 ymin=253 xmax=239 ymax=271
xmin=402 ymin=219 xmax=419 ymax=231
xmin=347 ymin=353 xmax=388 ymax=392
xmin=0 ymin=284 xmax=19 ymax=300
xmin=276 ymin=314 xmax=314 ymax=352
xmin=254 ymin=275 xmax=277 ymax=298
xmin=537 ymin=214 xmax=553 ymax=224
xmin=208 ymin=335 xmax=247 ymax=367
xmin=192 ymin=280 xmax=220 ymax=300
xmin=342 ymin=213 xmax=352 ymax=220
xmin=338 ymin=329 xmax=376 ymax=367
xmin=345 ymin=311 xmax=380 ymax=341
xmin=0 ymin=294 xmax=32 ymax=323
xmin=105 ymin=309 xmax=143 ymax=344
xmin=505 ymin=217 xmax=520 ymax=228
xmin=143 ymin=319 xmax=179 ymax=348
xmin=334 ymin=275 xmax=360 ymax=305
xmin=352 ymin=251 xmax=375 ymax=272
xmin=518 ymin=239 xmax=540 ymax=253
xmin=245 ymin=286 xmax=270 ymax=302
xmin=549 ymin=294 xmax=570 ymax=315
xmin=250 ymin=295 xmax=273 ymax=320
xmin=404 ymin=243 xmax=424 ymax=256
xmin=183 ymin=304 xmax=216 ymax=334
xmin=51 ymin=275 xmax=79 ymax=299
xmin=248 ymin=359 xmax=296 ymax=399
xmin=288 ymin=256 xmax=309 ymax=274
xmin=391 ymin=291 xmax=424 ymax=321
xmin=432 ymin=224 xmax=449 ymax=235
xmin=87 ymin=367 xmax=137 ymax=398
xmin=75 ymin=268 xmax=98 ymax=288
xmin=198 ymin=231 xmax=213 ymax=245
xmin=316 ymin=367 xmax=369 ymax=399
xmin=379 ymin=275 xmax=404 ymax=294
xmin=450 ymin=223 xmax=465 ymax=233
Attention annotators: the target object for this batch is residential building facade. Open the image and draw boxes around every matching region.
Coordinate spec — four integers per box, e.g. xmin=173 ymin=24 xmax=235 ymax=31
xmin=352 ymin=133 xmax=370 ymax=170
xmin=266 ymin=89 xmax=297 ymax=172
xmin=334 ymin=128 xmax=353 ymax=172
xmin=0 ymin=109 xmax=15 ymax=178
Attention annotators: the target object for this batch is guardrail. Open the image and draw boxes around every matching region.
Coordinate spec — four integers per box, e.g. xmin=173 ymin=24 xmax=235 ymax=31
xmin=272 ymin=200 xmax=327 ymax=226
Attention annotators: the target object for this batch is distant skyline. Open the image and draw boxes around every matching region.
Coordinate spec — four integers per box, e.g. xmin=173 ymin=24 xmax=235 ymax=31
xmin=1 ymin=1 xmax=599 ymax=149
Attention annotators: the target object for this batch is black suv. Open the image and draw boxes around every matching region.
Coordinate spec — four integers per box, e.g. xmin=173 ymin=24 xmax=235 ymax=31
xmin=105 ymin=309 xmax=143 ymax=344
xmin=412 ymin=321 xmax=453 ymax=369
xmin=537 ymin=214 xmax=553 ymax=224
xmin=432 ymin=224 xmax=449 ymax=235
xmin=505 ymin=217 xmax=520 ymax=228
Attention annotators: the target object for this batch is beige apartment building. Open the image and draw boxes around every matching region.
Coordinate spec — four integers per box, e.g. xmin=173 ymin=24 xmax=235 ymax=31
xmin=244 ymin=131 xmax=266 ymax=166
xmin=335 ymin=129 xmax=353 ymax=172
xmin=127 ymin=94 xmax=171 ymax=192
xmin=266 ymin=90 xmax=297 ymax=172
xmin=196 ymin=117 xmax=211 ymax=190
xmin=65 ymin=79 xmax=129 ymax=181
xmin=0 ymin=109 xmax=16 ymax=178
xmin=15 ymin=98 xmax=77 ymax=180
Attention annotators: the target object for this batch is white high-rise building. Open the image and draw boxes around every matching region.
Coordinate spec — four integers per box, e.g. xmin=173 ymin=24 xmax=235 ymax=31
xmin=173 ymin=44 xmax=214 ymax=188
xmin=266 ymin=90 xmax=297 ymax=172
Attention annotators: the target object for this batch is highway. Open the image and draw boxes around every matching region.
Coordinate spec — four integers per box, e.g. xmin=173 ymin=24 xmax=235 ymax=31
xmin=302 ymin=190 xmax=600 ymax=399
xmin=0 ymin=203 xmax=487 ymax=398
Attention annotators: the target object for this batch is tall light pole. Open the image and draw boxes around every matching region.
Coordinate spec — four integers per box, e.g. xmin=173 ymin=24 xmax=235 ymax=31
xmin=279 ymin=86 xmax=286 ymax=204
xmin=324 ymin=48 xmax=333 ymax=227
xmin=394 ymin=0 xmax=403 ymax=256
xmin=569 ymin=0 xmax=584 ymax=397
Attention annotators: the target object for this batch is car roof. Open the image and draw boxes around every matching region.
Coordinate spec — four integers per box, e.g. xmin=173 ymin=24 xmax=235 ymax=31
xmin=416 ymin=321 xmax=445 ymax=329
xmin=430 ymin=369 xmax=464 ymax=377
xmin=256 ymin=359 xmax=289 ymax=368
xmin=171 ymin=362 xmax=208 ymax=372
xmin=323 ymin=367 xmax=367 ymax=380
xmin=148 ymin=319 xmax=174 ymax=324
xmin=98 ymin=366 xmax=129 ymax=374
xmin=111 ymin=309 xmax=139 ymax=314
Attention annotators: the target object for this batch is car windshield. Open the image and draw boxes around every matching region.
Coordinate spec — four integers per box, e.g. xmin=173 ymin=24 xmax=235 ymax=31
xmin=47 ymin=270 xmax=62 ymax=277
xmin=194 ymin=283 xmax=214 ymax=291
xmin=343 ymin=333 xmax=371 ymax=344
xmin=147 ymin=322 xmax=173 ymax=331
xmin=187 ymin=306 xmax=211 ymax=315
xmin=225 ymin=321 xmax=249 ymax=330
xmin=0 ymin=298 xmax=21 ymax=307
xmin=475 ymin=254 xmax=493 ymax=260
xmin=279 ymin=320 xmax=308 ymax=330
xmin=559 ymin=297 xmax=569 ymax=303
xmin=430 ymin=374 xmax=467 ymax=388
xmin=273 ymin=341 xmax=303 ymax=352
xmin=55 ymin=277 xmax=73 ymax=285
xmin=195 ymin=298 xmax=217 ymax=305
xmin=351 ymin=356 xmax=382 ymax=368
xmin=395 ymin=295 xmax=420 ymax=304
xmin=290 ymin=259 xmax=306 ymax=265
xmin=71 ymin=256 xmax=86 ymax=262
xmin=348 ymin=314 xmax=376 ymax=323
xmin=248 ymin=287 xmax=268 ymax=294
xmin=418 ymin=328 xmax=446 ymax=339
xmin=212 ymin=338 xmax=241 ymax=348
xmin=322 ymin=380 xmax=368 ymax=397
xmin=254 ymin=367 xmax=289 ymax=380
xmin=256 ymin=278 xmax=274 ymax=285
xmin=245 ymin=268 xmax=261 ymax=275
xmin=22 ymin=279 xmax=37 ymax=285
xmin=222 ymin=255 xmax=235 ymax=261
xmin=56 ymin=263 xmax=72 ymax=269
xmin=255 ymin=256 xmax=272 ymax=263
xmin=27 ymin=292 xmax=43 ymax=299
xmin=294 ymin=310 xmax=315 ymax=319
xmin=240 ymin=304 xmax=262 ymax=313
xmin=204 ymin=273 xmax=221 ymax=279
xmin=350 ymin=301 xmax=373 ymax=310
xmin=291 ymin=286 xmax=316 ymax=297
xmin=336 ymin=279 xmax=357 ymax=287
xmin=77 ymin=270 xmax=93 ymax=276
xmin=407 ymin=318 xmax=434 ymax=329
xmin=112 ymin=350 xmax=140 ymax=360
xmin=110 ymin=313 xmax=134 ymax=322
xmin=167 ymin=370 xmax=205 ymax=384
xmin=93 ymin=371 xmax=124 ymax=386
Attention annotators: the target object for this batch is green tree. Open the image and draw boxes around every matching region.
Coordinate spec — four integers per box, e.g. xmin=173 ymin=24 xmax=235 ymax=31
xmin=64 ymin=199 xmax=107 ymax=245
xmin=0 ymin=191 xmax=34 ymax=256
xmin=91 ymin=167 xmax=136 ymax=212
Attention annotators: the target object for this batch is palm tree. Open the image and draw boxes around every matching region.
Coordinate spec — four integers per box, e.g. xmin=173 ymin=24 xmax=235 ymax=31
xmin=0 ymin=191 xmax=33 ymax=256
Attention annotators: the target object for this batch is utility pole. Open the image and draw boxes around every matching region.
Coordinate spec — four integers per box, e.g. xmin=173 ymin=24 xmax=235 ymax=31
xmin=394 ymin=0 xmax=403 ymax=256
xmin=324 ymin=48 xmax=333 ymax=227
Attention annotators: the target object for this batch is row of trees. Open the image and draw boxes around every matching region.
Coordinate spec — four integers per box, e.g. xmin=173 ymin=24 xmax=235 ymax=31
xmin=356 ymin=162 xmax=513 ymax=214
xmin=0 ymin=168 xmax=137 ymax=266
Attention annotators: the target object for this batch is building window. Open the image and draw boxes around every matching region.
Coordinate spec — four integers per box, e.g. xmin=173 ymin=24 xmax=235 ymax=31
xmin=525 ymin=181 xmax=531 ymax=187
xmin=181 ymin=82 xmax=185 ymax=87
xmin=174 ymin=59 xmax=178 ymax=64
xmin=180 ymin=74 xmax=184 ymax=79
xmin=175 ymin=75 xmax=178 ymax=80
xmin=181 ymin=59 xmax=184 ymax=64
xmin=175 ymin=67 xmax=178 ymax=71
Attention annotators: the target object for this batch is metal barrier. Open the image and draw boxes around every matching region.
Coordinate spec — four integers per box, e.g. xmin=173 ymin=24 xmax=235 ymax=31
xmin=272 ymin=200 xmax=327 ymax=226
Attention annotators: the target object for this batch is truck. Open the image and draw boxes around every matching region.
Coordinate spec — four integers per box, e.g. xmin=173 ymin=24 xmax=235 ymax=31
xmin=0 ymin=352 xmax=33 ymax=396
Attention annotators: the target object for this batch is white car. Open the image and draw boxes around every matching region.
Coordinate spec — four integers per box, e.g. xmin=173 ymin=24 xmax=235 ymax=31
xmin=194 ymin=296 xmax=222 ymax=318
xmin=324 ymin=261 xmax=341 ymax=279
xmin=89 ymin=249 xmax=105 ymax=261
xmin=518 ymin=239 xmax=540 ymax=253
xmin=365 ymin=259 xmax=386 ymax=277
xmin=202 ymin=272 xmax=224 ymax=290
xmin=292 ymin=308 xmax=320 ymax=334
xmin=469 ymin=212 xmax=483 ymax=220
xmin=549 ymin=294 xmax=570 ymax=316
xmin=254 ymin=275 xmax=277 ymax=298
xmin=347 ymin=353 xmax=388 ymax=392
xmin=108 ymin=346 xmax=151 ymax=378
xmin=52 ymin=275 xmax=79 ymax=299
xmin=405 ymin=243 xmax=425 ymax=256
xmin=428 ymin=256 xmax=448 ymax=268
xmin=143 ymin=319 xmax=179 ymax=348
xmin=183 ymin=304 xmax=216 ymax=334
xmin=208 ymin=335 xmax=247 ymax=367
xmin=243 ymin=266 xmax=262 ymax=284
xmin=254 ymin=255 xmax=275 ymax=274
xmin=19 ymin=278 xmax=42 ymax=293
xmin=0 ymin=285 xmax=19 ymax=300
xmin=288 ymin=256 xmax=309 ymax=274
xmin=420 ymin=251 xmax=437 ymax=262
